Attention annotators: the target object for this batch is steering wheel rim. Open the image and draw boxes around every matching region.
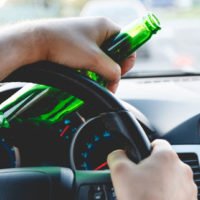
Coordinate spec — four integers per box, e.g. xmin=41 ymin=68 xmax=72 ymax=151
xmin=4 ymin=61 xmax=123 ymax=113
xmin=1 ymin=61 xmax=151 ymax=200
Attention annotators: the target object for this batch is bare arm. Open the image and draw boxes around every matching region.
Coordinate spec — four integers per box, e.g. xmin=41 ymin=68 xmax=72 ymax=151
xmin=0 ymin=17 xmax=135 ymax=92
xmin=0 ymin=22 xmax=45 ymax=80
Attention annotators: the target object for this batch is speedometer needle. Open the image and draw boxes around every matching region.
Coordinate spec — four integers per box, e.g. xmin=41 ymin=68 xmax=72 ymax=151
xmin=60 ymin=125 xmax=70 ymax=137
xmin=94 ymin=161 xmax=108 ymax=170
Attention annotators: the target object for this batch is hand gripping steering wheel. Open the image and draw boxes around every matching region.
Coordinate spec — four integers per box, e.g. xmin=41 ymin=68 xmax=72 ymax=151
xmin=1 ymin=61 xmax=151 ymax=200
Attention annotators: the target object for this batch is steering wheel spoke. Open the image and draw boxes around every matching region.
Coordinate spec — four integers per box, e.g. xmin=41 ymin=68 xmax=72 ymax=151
xmin=0 ymin=167 xmax=74 ymax=200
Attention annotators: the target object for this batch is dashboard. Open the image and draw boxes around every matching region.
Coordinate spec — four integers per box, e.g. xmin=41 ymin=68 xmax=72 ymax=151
xmin=0 ymin=76 xmax=200 ymax=174
xmin=0 ymin=82 xmax=127 ymax=171
xmin=116 ymin=75 xmax=200 ymax=144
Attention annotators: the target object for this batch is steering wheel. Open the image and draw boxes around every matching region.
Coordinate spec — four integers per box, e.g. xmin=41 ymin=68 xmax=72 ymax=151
xmin=0 ymin=61 xmax=151 ymax=200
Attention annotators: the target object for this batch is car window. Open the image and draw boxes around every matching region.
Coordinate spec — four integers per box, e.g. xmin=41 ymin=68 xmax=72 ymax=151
xmin=0 ymin=0 xmax=200 ymax=76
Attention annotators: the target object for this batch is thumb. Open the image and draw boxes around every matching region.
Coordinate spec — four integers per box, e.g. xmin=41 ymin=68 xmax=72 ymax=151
xmin=107 ymin=150 xmax=136 ymax=200
xmin=107 ymin=149 xmax=136 ymax=172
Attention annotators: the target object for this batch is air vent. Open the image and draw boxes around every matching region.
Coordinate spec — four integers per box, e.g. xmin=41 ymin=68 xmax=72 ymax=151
xmin=178 ymin=153 xmax=200 ymax=199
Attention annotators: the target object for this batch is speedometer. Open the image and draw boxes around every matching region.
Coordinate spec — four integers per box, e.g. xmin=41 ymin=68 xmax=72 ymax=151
xmin=74 ymin=130 xmax=124 ymax=170
xmin=70 ymin=117 xmax=126 ymax=170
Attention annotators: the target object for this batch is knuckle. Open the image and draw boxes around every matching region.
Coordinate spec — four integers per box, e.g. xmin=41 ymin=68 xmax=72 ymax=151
xmin=89 ymin=48 xmax=102 ymax=65
xmin=111 ymin=160 xmax=130 ymax=175
xmin=96 ymin=17 xmax=112 ymax=28
xmin=155 ymin=149 xmax=178 ymax=162
xmin=189 ymin=182 xmax=198 ymax=200
xmin=194 ymin=185 xmax=198 ymax=199
xmin=110 ymin=66 xmax=121 ymax=82
xmin=152 ymin=139 xmax=171 ymax=148
xmin=88 ymin=48 xmax=121 ymax=82
xmin=193 ymin=182 xmax=198 ymax=196
xmin=183 ymin=163 xmax=194 ymax=179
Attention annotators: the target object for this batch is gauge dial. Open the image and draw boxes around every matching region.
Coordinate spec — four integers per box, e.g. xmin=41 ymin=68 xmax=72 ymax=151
xmin=71 ymin=128 xmax=126 ymax=170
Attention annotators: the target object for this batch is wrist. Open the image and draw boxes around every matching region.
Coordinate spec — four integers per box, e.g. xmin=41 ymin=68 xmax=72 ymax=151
xmin=29 ymin=22 xmax=48 ymax=61
xmin=0 ymin=21 xmax=49 ymax=80
xmin=33 ymin=20 xmax=61 ymax=61
xmin=11 ymin=21 xmax=49 ymax=64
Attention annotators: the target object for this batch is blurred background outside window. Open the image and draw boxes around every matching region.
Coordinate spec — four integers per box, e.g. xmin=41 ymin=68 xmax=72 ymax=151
xmin=0 ymin=0 xmax=200 ymax=75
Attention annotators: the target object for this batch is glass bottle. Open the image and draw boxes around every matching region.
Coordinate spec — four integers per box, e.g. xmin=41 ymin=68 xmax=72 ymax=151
xmin=81 ymin=12 xmax=161 ymax=86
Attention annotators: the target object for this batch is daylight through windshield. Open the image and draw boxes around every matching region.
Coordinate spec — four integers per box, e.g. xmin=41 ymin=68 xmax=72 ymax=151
xmin=0 ymin=0 xmax=200 ymax=76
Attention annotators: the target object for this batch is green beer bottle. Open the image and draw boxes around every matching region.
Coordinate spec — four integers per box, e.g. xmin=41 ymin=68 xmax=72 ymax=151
xmin=81 ymin=12 xmax=161 ymax=86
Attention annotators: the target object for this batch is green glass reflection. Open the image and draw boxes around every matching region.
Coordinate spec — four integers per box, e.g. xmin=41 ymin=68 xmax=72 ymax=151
xmin=0 ymin=111 xmax=10 ymax=128
xmin=0 ymin=83 xmax=84 ymax=127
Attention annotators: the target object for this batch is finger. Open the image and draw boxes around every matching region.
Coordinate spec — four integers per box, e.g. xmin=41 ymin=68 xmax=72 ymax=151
xmin=106 ymin=81 xmax=119 ymax=93
xmin=88 ymin=48 xmax=121 ymax=92
xmin=147 ymin=139 xmax=179 ymax=168
xmin=107 ymin=149 xmax=136 ymax=170
xmin=107 ymin=150 xmax=136 ymax=200
xmin=100 ymin=18 xmax=121 ymax=43
xmin=152 ymin=139 xmax=173 ymax=150
xmin=151 ymin=139 xmax=174 ymax=154
xmin=107 ymin=53 xmax=136 ymax=92
xmin=121 ymin=53 xmax=137 ymax=76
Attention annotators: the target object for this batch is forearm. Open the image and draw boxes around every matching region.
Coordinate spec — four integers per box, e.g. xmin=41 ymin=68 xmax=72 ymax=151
xmin=0 ymin=17 xmax=132 ymax=92
xmin=0 ymin=22 xmax=46 ymax=80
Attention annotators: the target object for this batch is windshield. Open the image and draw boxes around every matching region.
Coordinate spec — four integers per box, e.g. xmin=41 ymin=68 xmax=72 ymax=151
xmin=0 ymin=0 xmax=200 ymax=76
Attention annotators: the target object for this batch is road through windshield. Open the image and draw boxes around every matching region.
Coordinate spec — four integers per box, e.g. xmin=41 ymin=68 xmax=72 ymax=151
xmin=0 ymin=0 xmax=200 ymax=75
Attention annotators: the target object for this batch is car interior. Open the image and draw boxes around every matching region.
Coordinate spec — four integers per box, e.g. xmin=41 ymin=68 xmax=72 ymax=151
xmin=0 ymin=0 xmax=200 ymax=200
